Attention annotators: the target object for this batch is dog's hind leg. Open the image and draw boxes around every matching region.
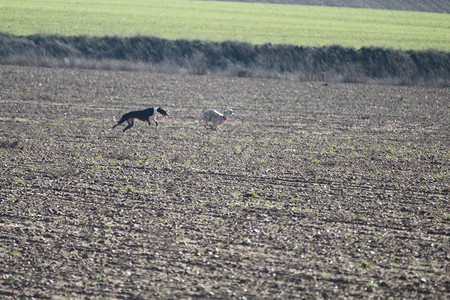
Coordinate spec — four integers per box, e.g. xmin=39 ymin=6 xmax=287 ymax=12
xmin=123 ymin=119 xmax=134 ymax=132
xmin=113 ymin=115 xmax=127 ymax=129
xmin=203 ymin=121 xmax=212 ymax=130
xmin=112 ymin=120 xmax=124 ymax=129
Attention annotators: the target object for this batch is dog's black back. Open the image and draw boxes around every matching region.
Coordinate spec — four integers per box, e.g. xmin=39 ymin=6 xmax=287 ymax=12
xmin=113 ymin=107 xmax=169 ymax=132
xmin=125 ymin=108 xmax=155 ymax=122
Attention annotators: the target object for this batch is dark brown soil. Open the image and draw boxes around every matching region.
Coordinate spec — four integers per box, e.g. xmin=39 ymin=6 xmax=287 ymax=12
xmin=0 ymin=65 xmax=449 ymax=299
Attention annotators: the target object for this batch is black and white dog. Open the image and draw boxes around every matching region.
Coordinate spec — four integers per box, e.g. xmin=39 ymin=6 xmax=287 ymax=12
xmin=112 ymin=107 xmax=169 ymax=132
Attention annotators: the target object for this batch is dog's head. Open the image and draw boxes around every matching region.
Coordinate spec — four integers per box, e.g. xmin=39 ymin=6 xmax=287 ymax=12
xmin=224 ymin=109 xmax=235 ymax=116
xmin=157 ymin=107 xmax=170 ymax=117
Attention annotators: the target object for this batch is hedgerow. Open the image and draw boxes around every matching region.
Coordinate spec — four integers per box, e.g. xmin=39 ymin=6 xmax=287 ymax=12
xmin=0 ymin=33 xmax=448 ymax=86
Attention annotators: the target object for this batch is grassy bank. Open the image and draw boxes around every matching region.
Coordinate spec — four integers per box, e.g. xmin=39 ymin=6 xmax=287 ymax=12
xmin=1 ymin=34 xmax=449 ymax=86
xmin=1 ymin=0 xmax=449 ymax=51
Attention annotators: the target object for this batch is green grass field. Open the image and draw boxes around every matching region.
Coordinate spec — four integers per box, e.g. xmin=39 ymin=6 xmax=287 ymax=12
xmin=0 ymin=0 xmax=449 ymax=50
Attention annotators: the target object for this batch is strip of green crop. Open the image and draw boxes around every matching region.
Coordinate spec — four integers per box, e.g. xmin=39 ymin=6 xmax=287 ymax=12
xmin=0 ymin=0 xmax=449 ymax=50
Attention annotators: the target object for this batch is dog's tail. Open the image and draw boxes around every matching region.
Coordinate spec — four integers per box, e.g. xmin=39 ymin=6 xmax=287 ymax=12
xmin=112 ymin=115 xmax=126 ymax=129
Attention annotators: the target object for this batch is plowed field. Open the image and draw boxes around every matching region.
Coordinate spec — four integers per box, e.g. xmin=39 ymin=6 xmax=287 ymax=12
xmin=1 ymin=65 xmax=448 ymax=299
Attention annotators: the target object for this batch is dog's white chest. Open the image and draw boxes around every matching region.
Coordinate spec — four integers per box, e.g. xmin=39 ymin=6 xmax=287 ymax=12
xmin=149 ymin=108 xmax=158 ymax=121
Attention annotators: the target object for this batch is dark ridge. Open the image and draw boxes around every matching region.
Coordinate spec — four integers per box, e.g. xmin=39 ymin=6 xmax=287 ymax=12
xmin=208 ymin=0 xmax=450 ymax=14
